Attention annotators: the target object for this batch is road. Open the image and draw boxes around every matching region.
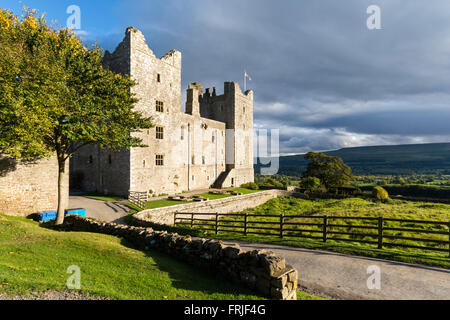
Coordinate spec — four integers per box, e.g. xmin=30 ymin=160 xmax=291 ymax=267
xmin=224 ymin=240 xmax=450 ymax=300
xmin=69 ymin=196 xmax=129 ymax=224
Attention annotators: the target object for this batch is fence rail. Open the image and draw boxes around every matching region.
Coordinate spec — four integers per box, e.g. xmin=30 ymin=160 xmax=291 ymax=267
xmin=128 ymin=191 xmax=148 ymax=210
xmin=174 ymin=213 xmax=450 ymax=256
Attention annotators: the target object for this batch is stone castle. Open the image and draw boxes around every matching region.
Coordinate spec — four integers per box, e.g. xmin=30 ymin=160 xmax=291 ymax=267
xmin=70 ymin=27 xmax=255 ymax=196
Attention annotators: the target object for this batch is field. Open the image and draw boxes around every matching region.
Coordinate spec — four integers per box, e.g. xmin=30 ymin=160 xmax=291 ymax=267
xmin=0 ymin=214 xmax=268 ymax=300
xmin=173 ymin=197 xmax=450 ymax=268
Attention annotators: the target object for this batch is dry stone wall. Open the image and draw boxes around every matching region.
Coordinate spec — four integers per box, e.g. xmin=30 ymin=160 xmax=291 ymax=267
xmin=62 ymin=215 xmax=298 ymax=300
xmin=134 ymin=190 xmax=292 ymax=226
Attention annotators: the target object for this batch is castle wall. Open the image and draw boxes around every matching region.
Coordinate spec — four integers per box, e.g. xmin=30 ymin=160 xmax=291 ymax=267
xmin=0 ymin=154 xmax=69 ymax=217
xmin=70 ymin=146 xmax=130 ymax=196
xmin=71 ymin=27 xmax=254 ymax=197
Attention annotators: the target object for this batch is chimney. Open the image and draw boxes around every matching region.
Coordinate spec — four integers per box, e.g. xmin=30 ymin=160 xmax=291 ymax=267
xmin=186 ymin=83 xmax=202 ymax=116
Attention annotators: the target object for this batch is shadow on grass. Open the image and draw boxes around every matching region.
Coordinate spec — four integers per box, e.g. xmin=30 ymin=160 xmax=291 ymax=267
xmin=118 ymin=238 xmax=264 ymax=300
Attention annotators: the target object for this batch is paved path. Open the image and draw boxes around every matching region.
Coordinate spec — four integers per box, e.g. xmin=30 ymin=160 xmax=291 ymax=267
xmin=224 ymin=240 xmax=450 ymax=300
xmin=69 ymin=196 xmax=129 ymax=224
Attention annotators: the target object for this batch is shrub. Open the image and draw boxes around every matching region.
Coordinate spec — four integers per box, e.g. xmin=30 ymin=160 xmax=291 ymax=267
xmin=241 ymin=182 xmax=259 ymax=190
xmin=372 ymin=186 xmax=389 ymax=201
xmin=301 ymin=177 xmax=321 ymax=192
xmin=266 ymin=178 xmax=284 ymax=189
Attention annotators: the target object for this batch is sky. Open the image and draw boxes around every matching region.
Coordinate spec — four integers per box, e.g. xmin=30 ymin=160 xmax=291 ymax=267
xmin=3 ymin=0 xmax=450 ymax=155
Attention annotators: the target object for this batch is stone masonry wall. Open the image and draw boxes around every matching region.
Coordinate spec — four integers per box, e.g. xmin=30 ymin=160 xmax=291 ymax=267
xmin=0 ymin=154 xmax=69 ymax=217
xmin=133 ymin=190 xmax=291 ymax=226
xmin=62 ymin=215 xmax=298 ymax=300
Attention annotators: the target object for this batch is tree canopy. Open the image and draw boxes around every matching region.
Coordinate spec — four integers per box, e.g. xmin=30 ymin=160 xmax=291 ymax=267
xmin=302 ymin=152 xmax=354 ymax=189
xmin=0 ymin=8 xmax=153 ymax=224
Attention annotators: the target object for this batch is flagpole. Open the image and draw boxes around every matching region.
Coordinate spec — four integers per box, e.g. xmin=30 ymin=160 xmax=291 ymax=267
xmin=244 ymin=70 xmax=247 ymax=92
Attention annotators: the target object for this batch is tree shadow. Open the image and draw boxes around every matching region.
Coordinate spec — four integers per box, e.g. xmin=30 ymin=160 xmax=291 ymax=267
xmin=0 ymin=156 xmax=42 ymax=177
xmin=0 ymin=156 xmax=17 ymax=177
xmin=118 ymin=238 xmax=262 ymax=299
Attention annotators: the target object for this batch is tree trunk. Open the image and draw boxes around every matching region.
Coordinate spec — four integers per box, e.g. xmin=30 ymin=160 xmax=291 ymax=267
xmin=55 ymin=157 xmax=66 ymax=225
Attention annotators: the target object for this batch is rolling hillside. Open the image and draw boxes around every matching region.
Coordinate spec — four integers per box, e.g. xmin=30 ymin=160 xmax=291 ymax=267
xmin=257 ymin=143 xmax=450 ymax=176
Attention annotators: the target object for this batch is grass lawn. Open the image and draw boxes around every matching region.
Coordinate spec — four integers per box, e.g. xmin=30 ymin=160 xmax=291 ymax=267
xmin=170 ymin=197 xmax=450 ymax=269
xmin=0 ymin=214 xmax=266 ymax=300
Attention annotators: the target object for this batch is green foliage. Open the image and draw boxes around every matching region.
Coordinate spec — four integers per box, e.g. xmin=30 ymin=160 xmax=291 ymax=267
xmin=302 ymin=152 xmax=354 ymax=189
xmin=241 ymin=182 xmax=259 ymax=190
xmin=372 ymin=186 xmax=390 ymax=201
xmin=0 ymin=8 xmax=153 ymax=223
xmin=263 ymin=177 xmax=284 ymax=189
xmin=301 ymin=177 xmax=321 ymax=191
xmin=0 ymin=8 xmax=153 ymax=160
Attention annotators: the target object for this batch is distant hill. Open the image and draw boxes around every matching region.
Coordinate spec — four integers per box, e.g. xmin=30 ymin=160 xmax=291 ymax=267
xmin=256 ymin=143 xmax=450 ymax=176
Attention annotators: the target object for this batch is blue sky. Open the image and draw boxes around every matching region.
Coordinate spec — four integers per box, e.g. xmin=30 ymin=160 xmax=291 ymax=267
xmin=2 ymin=1 xmax=450 ymax=154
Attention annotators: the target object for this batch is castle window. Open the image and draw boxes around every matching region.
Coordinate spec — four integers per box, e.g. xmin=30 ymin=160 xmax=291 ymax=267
xmin=156 ymin=101 xmax=164 ymax=112
xmin=202 ymin=156 xmax=206 ymax=165
xmin=243 ymin=107 xmax=246 ymax=113
xmin=156 ymin=127 xmax=164 ymax=140
xmin=157 ymin=73 xmax=161 ymax=83
xmin=212 ymin=134 xmax=215 ymax=143
xmin=143 ymin=160 xmax=146 ymax=168
xmin=181 ymin=127 xmax=185 ymax=140
xmin=88 ymin=155 xmax=93 ymax=164
xmin=108 ymin=154 xmax=112 ymax=165
xmin=192 ymin=156 xmax=195 ymax=165
xmin=156 ymin=155 xmax=164 ymax=166
xmin=220 ymin=105 xmax=224 ymax=112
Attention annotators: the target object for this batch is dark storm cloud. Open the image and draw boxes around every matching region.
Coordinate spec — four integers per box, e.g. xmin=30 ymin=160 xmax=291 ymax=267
xmin=95 ymin=0 xmax=450 ymax=153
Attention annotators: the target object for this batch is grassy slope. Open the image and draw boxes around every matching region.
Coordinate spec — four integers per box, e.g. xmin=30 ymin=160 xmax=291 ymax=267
xmin=0 ymin=214 xmax=266 ymax=300
xmin=174 ymin=197 xmax=450 ymax=269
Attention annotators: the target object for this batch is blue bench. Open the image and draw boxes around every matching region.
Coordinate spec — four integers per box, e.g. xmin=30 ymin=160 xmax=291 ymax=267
xmin=38 ymin=208 xmax=86 ymax=222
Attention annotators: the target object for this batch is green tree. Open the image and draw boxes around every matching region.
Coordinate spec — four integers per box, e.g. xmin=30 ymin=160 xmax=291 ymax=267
xmin=302 ymin=152 xmax=354 ymax=189
xmin=301 ymin=176 xmax=321 ymax=192
xmin=0 ymin=9 xmax=153 ymax=224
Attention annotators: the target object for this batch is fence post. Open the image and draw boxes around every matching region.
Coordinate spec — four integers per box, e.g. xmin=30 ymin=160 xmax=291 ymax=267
xmin=323 ymin=215 xmax=328 ymax=243
xmin=448 ymin=221 xmax=450 ymax=258
xmin=244 ymin=214 xmax=248 ymax=236
xmin=280 ymin=214 xmax=284 ymax=238
xmin=378 ymin=217 xmax=384 ymax=249
xmin=215 ymin=213 xmax=219 ymax=235
xmin=173 ymin=213 xmax=176 ymax=226
xmin=191 ymin=213 xmax=194 ymax=229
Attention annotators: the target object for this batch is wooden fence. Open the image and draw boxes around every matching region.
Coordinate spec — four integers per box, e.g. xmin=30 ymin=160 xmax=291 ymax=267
xmin=128 ymin=191 xmax=148 ymax=210
xmin=174 ymin=213 xmax=450 ymax=256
